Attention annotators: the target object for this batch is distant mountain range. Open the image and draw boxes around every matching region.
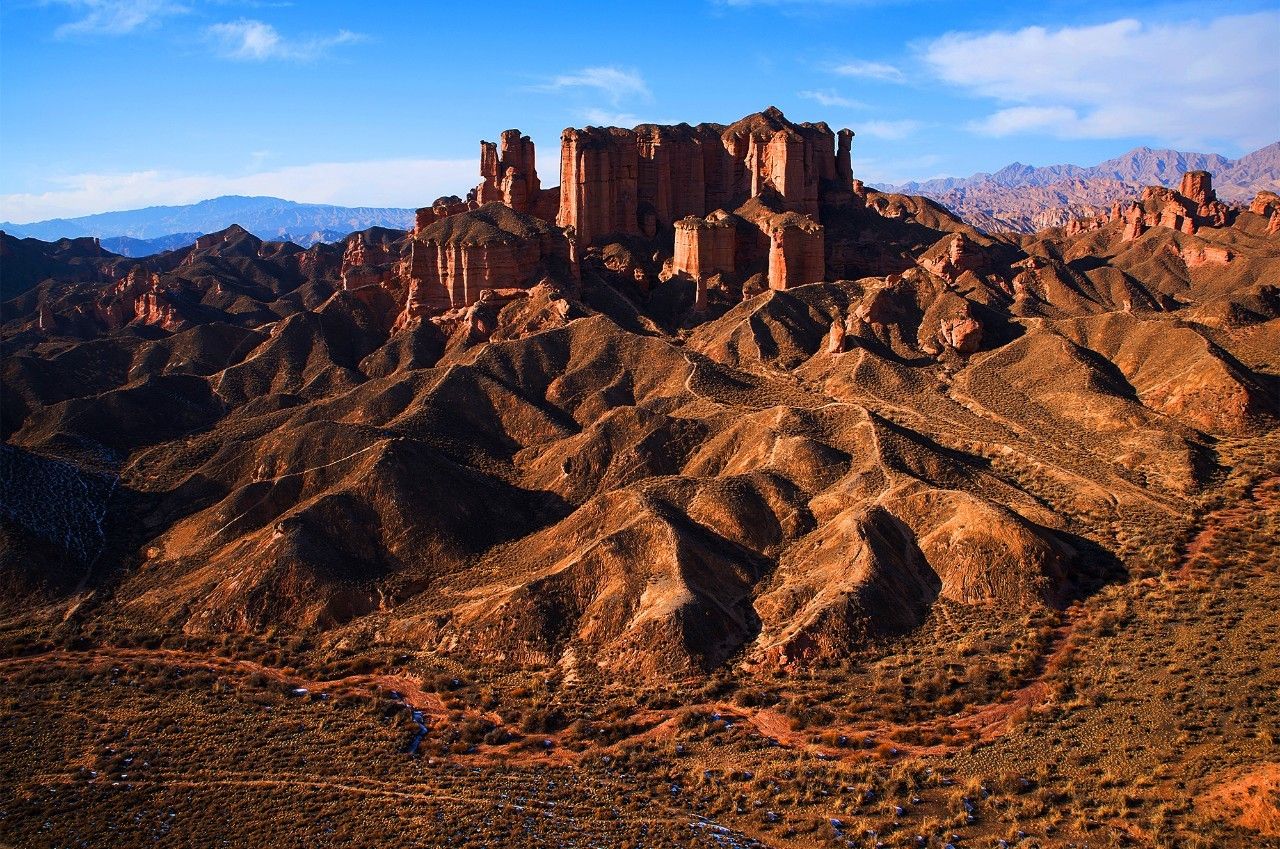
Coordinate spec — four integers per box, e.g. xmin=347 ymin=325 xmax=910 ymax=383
xmin=4 ymin=144 xmax=1278 ymax=251
xmin=0 ymin=196 xmax=415 ymax=249
xmin=874 ymin=142 xmax=1280 ymax=233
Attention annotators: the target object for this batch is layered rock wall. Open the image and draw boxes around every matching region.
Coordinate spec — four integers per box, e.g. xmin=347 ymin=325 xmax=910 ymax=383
xmin=672 ymin=213 xmax=736 ymax=282
xmin=399 ymin=204 xmax=572 ymax=326
xmin=558 ymin=107 xmax=852 ymax=245
xmin=766 ymin=215 xmax=825 ymax=290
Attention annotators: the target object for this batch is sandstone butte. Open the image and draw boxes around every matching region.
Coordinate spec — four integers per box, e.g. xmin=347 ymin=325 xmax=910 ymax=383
xmin=377 ymin=107 xmax=854 ymax=330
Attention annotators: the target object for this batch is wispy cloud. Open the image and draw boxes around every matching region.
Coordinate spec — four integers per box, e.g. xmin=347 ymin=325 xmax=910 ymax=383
xmin=47 ymin=0 xmax=189 ymax=38
xmin=578 ymin=109 xmax=644 ymax=127
xmin=531 ymin=66 xmax=650 ymax=106
xmin=797 ymin=89 xmax=867 ymax=109
xmin=853 ymin=153 xmax=944 ymax=187
xmin=0 ymin=158 xmax=476 ymax=222
xmin=924 ymin=12 xmax=1280 ymax=148
xmin=858 ymin=119 xmax=924 ymax=140
xmin=831 ymin=59 xmax=904 ymax=83
xmin=206 ymin=18 xmax=365 ymax=62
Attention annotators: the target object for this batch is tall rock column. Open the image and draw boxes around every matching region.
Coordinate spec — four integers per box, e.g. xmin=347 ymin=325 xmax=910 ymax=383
xmin=836 ymin=129 xmax=854 ymax=185
xmin=475 ymin=130 xmax=541 ymax=213
xmin=558 ymin=127 xmax=640 ymax=246
xmin=673 ymin=212 xmax=735 ymax=309
xmin=767 ymin=215 xmax=824 ymax=290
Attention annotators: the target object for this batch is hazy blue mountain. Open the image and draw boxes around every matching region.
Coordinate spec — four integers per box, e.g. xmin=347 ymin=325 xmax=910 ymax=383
xmin=878 ymin=143 xmax=1278 ymax=202
xmin=97 ymin=233 xmax=203 ymax=257
xmin=1 ymin=196 xmax=415 ymax=246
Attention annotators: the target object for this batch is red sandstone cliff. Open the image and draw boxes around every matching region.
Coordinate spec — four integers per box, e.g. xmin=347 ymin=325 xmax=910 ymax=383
xmin=398 ymin=203 xmax=574 ymax=327
xmin=557 ymin=107 xmax=852 ymax=246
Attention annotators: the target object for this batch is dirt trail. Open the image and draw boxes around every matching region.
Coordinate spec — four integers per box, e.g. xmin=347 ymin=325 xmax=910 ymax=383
xmin=0 ymin=615 xmax=1079 ymax=767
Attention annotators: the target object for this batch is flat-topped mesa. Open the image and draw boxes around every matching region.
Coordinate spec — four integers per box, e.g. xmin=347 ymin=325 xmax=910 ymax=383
xmin=398 ymin=203 xmax=573 ymax=327
xmin=672 ymin=212 xmax=736 ymax=281
xmin=558 ymin=107 xmax=853 ymax=245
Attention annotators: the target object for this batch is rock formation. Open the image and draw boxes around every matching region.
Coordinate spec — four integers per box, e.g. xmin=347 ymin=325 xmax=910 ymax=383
xmin=340 ymin=229 xmax=400 ymax=289
xmin=1057 ymin=170 xmax=1241 ymax=242
xmin=398 ymin=203 xmax=574 ymax=326
xmin=765 ymin=212 xmax=825 ymax=290
xmin=557 ymin=107 xmax=851 ymax=246
xmin=1249 ymin=190 xmax=1280 ymax=234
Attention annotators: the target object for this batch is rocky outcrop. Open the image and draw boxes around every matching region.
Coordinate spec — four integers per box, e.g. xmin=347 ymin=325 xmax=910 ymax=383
xmin=672 ymin=212 xmax=736 ymax=310
xmin=1249 ymin=190 xmax=1279 ymax=217
xmin=340 ymin=229 xmax=400 ymax=290
xmin=766 ymin=213 xmax=824 ymax=290
xmin=918 ymin=233 xmax=986 ymax=281
xmin=558 ymin=107 xmax=852 ymax=246
xmin=937 ymin=314 xmax=983 ymax=353
xmin=1099 ymin=171 xmax=1236 ymax=241
xmin=1249 ymin=190 xmax=1280 ymax=235
xmin=476 ymin=129 xmax=549 ymax=218
xmin=414 ymin=196 xmax=470 ymax=233
xmin=878 ymin=142 xmax=1280 ymax=233
xmin=398 ymin=203 xmax=574 ymax=327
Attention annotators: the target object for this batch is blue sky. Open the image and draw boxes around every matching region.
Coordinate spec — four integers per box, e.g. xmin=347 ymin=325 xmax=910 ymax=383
xmin=2 ymin=0 xmax=1277 ymax=221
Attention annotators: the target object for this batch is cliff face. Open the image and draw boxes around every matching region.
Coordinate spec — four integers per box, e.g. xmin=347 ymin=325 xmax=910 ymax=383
xmin=558 ymin=107 xmax=852 ymax=246
xmin=399 ymin=203 xmax=573 ymax=326
xmin=672 ymin=213 xmax=736 ymax=281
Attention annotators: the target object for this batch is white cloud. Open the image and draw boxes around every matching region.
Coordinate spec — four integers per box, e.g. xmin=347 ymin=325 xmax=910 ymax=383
xmin=858 ymin=119 xmax=923 ymax=140
xmin=923 ymin=12 xmax=1280 ymax=148
xmin=578 ymin=108 xmax=644 ymax=127
xmin=798 ymin=89 xmax=867 ymax=109
xmin=966 ymin=106 xmax=1077 ymax=137
xmin=532 ymin=66 xmax=650 ymax=105
xmin=0 ymin=158 xmax=476 ymax=222
xmin=206 ymin=18 xmax=365 ymax=62
xmin=831 ymin=59 xmax=904 ymax=83
xmin=48 ymin=0 xmax=188 ymax=38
